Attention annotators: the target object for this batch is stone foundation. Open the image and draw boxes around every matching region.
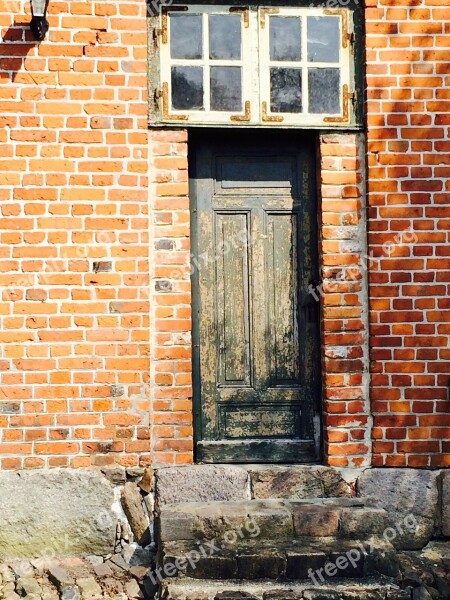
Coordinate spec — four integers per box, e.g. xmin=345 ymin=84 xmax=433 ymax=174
xmin=0 ymin=466 xmax=449 ymax=600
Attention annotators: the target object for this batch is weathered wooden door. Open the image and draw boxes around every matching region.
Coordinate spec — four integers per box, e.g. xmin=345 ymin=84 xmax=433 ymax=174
xmin=190 ymin=131 xmax=320 ymax=463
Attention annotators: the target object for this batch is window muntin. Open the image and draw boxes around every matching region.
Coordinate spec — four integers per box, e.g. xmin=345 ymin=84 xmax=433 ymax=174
xmin=160 ymin=6 xmax=252 ymax=123
xmin=259 ymin=8 xmax=351 ymax=125
xmin=157 ymin=5 xmax=355 ymax=127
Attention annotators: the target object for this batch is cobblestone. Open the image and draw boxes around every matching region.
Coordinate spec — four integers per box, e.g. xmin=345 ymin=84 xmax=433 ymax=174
xmin=0 ymin=556 xmax=150 ymax=600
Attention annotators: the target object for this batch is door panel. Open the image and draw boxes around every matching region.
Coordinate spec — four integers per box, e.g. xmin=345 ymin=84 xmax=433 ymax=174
xmin=216 ymin=212 xmax=251 ymax=386
xmin=190 ymin=132 xmax=320 ymax=463
xmin=267 ymin=212 xmax=300 ymax=386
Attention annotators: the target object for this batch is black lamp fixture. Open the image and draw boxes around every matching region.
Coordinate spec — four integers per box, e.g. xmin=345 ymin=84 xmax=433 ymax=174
xmin=30 ymin=0 xmax=49 ymax=41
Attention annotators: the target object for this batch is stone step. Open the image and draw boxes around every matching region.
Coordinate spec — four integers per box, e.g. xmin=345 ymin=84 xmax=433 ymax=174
xmin=158 ymin=577 xmax=403 ymax=600
xmin=158 ymin=537 xmax=399 ymax=582
xmin=157 ymin=498 xmax=387 ymax=544
xmin=154 ymin=465 xmax=354 ymax=507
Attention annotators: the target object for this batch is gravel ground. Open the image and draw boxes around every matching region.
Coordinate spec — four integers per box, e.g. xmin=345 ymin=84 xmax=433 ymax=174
xmin=0 ymin=555 xmax=154 ymax=600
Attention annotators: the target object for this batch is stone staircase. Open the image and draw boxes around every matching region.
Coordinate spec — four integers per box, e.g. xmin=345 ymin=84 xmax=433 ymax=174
xmin=151 ymin=466 xmax=404 ymax=600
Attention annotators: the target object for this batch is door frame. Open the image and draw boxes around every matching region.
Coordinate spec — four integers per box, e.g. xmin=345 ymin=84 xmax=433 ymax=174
xmin=189 ymin=128 xmax=323 ymax=463
xmin=148 ymin=127 xmax=371 ymax=468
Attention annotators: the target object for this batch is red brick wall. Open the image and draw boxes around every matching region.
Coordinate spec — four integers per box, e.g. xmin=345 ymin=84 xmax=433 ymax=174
xmin=320 ymin=133 xmax=371 ymax=468
xmin=1 ymin=0 xmax=449 ymax=470
xmin=366 ymin=0 xmax=450 ymax=468
xmin=149 ymin=129 xmax=194 ymax=467
xmin=0 ymin=0 xmax=150 ymax=469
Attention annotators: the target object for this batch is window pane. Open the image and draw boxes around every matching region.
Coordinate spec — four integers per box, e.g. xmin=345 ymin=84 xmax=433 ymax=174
xmin=307 ymin=16 xmax=340 ymax=63
xmin=171 ymin=66 xmax=204 ymax=110
xmin=308 ymin=68 xmax=340 ymax=114
xmin=170 ymin=14 xmax=202 ymax=59
xmin=270 ymin=16 xmax=301 ymax=61
xmin=211 ymin=66 xmax=242 ymax=111
xmin=209 ymin=15 xmax=241 ymax=60
xmin=270 ymin=68 xmax=302 ymax=113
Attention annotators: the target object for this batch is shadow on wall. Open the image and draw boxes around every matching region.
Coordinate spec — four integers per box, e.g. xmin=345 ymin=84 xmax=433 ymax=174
xmin=1 ymin=14 xmax=40 ymax=84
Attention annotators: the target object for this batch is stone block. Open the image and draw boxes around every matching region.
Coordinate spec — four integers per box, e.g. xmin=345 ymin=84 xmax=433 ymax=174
xmin=156 ymin=466 xmax=249 ymax=506
xmin=93 ymin=563 xmax=113 ymax=578
xmin=139 ymin=467 xmax=154 ymax=494
xmin=16 ymin=576 xmax=42 ymax=597
xmin=100 ymin=467 xmax=126 ymax=486
xmin=211 ymin=503 xmax=250 ymax=538
xmin=185 ymin=555 xmax=238 ymax=579
xmin=442 ymin=471 xmax=450 ymax=537
xmin=263 ymin=592 xmax=302 ymax=600
xmin=0 ymin=470 xmax=116 ymax=560
xmin=76 ymin=577 xmax=102 ymax=599
xmin=339 ymin=508 xmax=387 ymax=538
xmin=236 ymin=550 xmax=286 ymax=579
xmin=62 ymin=586 xmax=81 ymax=600
xmin=303 ymin=591 xmax=341 ymax=600
xmin=159 ymin=510 xmax=195 ymax=542
xmin=48 ymin=565 xmax=75 ymax=591
xmin=215 ymin=594 xmax=259 ymax=600
xmin=286 ymin=550 xmax=327 ymax=579
xmin=412 ymin=586 xmax=432 ymax=600
xmin=366 ymin=549 xmax=401 ymax=580
xmin=328 ymin=551 xmax=365 ymax=578
xmin=293 ymin=505 xmax=340 ymax=537
xmin=246 ymin=502 xmax=293 ymax=539
xmin=358 ymin=469 xmax=440 ymax=550
xmin=192 ymin=505 xmax=225 ymax=539
xmin=121 ymin=482 xmax=151 ymax=546
xmin=249 ymin=466 xmax=352 ymax=500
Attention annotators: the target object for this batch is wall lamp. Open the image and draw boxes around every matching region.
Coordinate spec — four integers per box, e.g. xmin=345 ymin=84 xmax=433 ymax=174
xmin=30 ymin=0 xmax=49 ymax=41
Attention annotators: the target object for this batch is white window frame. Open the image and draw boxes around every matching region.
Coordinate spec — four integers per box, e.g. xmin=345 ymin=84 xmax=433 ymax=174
xmin=156 ymin=5 xmax=355 ymax=127
xmin=259 ymin=7 xmax=353 ymax=126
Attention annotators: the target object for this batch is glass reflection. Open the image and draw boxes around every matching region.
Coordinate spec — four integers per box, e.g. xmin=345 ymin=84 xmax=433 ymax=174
xmin=211 ymin=67 xmax=242 ymax=111
xmin=308 ymin=68 xmax=340 ymax=113
xmin=270 ymin=16 xmax=301 ymax=61
xmin=270 ymin=68 xmax=302 ymax=113
xmin=209 ymin=15 xmax=241 ymax=60
xmin=307 ymin=16 xmax=340 ymax=63
xmin=170 ymin=14 xmax=203 ymax=60
xmin=171 ymin=66 xmax=204 ymax=110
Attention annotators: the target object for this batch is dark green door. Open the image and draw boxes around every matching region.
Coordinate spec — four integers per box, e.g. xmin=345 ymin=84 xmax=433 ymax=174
xmin=190 ymin=132 xmax=321 ymax=463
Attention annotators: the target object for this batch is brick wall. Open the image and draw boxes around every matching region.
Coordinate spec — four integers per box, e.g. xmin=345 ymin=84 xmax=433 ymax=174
xmin=319 ymin=133 xmax=371 ymax=468
xmin=0 ymin=0 xmax=150 ymax=469
xmin=366 ymin=0 xmax=450 ymax=468
xmin=149 ymin=129 xmax=193 ymax=467
xmin=1 ymin=0 xmax=449 ymax=470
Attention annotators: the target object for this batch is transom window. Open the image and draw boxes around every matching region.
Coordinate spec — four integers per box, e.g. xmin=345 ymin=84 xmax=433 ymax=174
xmin=151 ymin=5 xmax=357 ymax=127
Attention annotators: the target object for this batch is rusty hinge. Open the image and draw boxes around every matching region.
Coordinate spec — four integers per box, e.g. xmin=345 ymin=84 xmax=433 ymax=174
xmin=152 ymin=27 xmax=161 ymax=47
xmin=160 ymin=5 xmax=188 ymax=44
xmin=324 ymin=84 xmax=354 ymax=124
xmin=161 ymin=82 xmax=189 ymax=121
xmin=323 ymin=8 xmax=349 ymax=49
xmin=261 ymin=101 xmax=283 ymax=123
xmin=230 ymin=100 xmax=251 ymax=122
xmin=260 ymin=7 xmax=279 ymax=29
xmin=229 ymin=6 xmax=249 ymax=28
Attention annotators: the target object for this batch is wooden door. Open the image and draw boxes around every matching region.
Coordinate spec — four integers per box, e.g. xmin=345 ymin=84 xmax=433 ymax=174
xmin=190 ymin=131 xmax=320 ymax=463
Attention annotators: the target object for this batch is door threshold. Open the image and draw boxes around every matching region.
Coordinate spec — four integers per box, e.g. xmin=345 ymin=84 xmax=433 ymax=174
xmin=196 ymin=439 xmax=317 ymax=464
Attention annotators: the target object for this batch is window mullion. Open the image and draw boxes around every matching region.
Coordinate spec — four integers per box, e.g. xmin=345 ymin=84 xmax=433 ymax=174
xmin=301 ymin=12 xmax=309 ymax=114
xmin=302 ymin=12 xmax=308 ymax=115
xmin=203 ymin=12 xmax=210 ymax=113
